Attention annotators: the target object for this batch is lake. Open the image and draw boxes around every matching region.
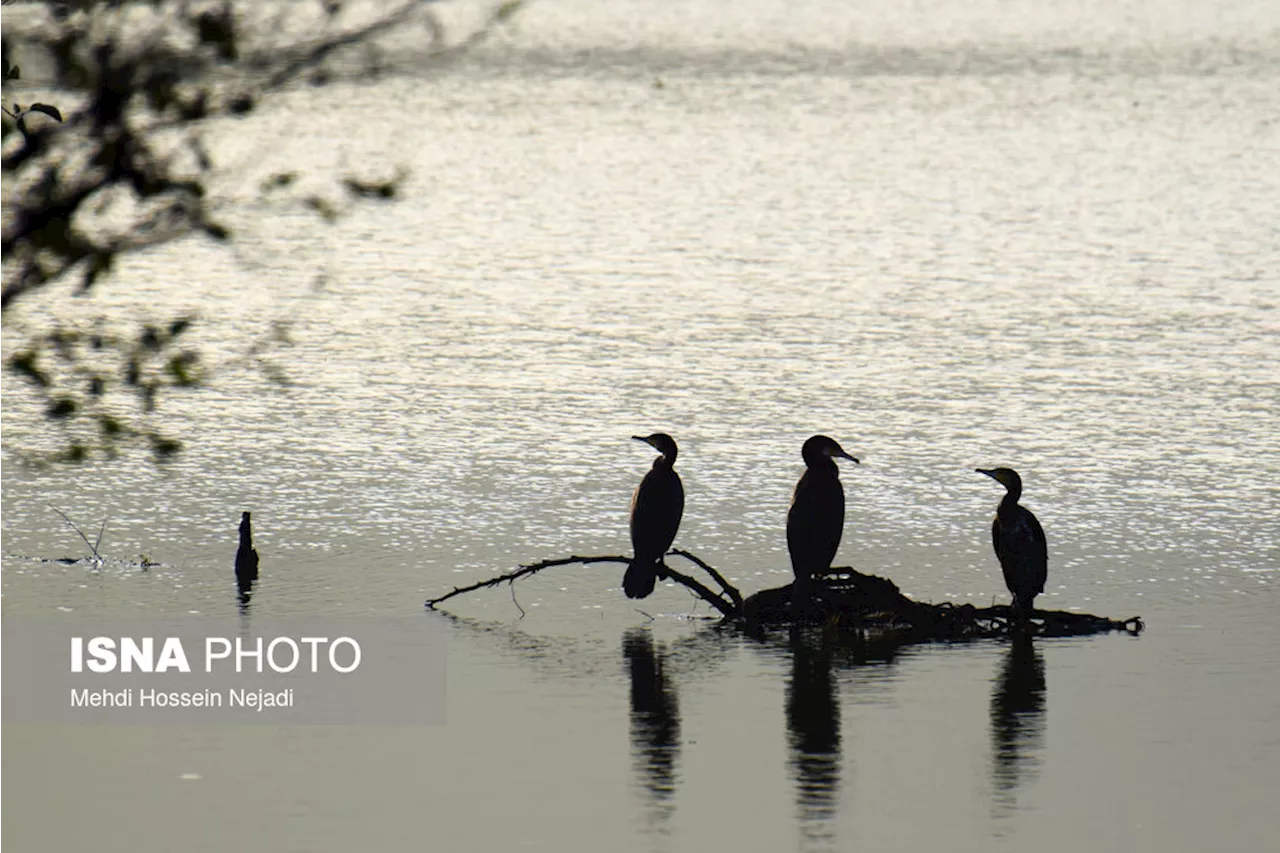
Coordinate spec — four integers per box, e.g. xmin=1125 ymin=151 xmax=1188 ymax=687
xmin=2 ymin=0 xmax=1278 ymax=851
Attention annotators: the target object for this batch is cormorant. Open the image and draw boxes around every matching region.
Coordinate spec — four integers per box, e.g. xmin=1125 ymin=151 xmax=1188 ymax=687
xmin=976 ymin=468 xmax=1047 ymax=616
xmin=624 ymin=433 xmax=684 ymax=599
xmin=787 ymin=435 xmax=859 ymax=597
xmin=235 ymin=511 xmax=259 ymax=590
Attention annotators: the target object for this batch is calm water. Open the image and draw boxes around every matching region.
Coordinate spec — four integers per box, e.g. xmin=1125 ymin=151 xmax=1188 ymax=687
xmin=3 ymin=0 xmax=1279 ymax=850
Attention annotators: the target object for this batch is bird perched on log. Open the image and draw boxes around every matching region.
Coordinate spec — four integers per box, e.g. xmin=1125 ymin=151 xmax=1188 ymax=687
xmin=787 ymin=435 xmax=859 ymax=601
xmin=976 ymin=467 xmax=1047 ymax=617
xmin=624 ymin=433 xmax=684 ymax=599
xmin=235 ymin=511 xmax=259 ymax=590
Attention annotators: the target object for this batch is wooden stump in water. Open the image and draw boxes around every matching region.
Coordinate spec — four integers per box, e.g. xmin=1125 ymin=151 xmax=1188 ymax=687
xmin=235 ymin=511 xmax=259 ymax=591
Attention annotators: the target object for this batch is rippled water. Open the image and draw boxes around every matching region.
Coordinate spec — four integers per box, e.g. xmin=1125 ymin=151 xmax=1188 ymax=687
xmin=4 ymin=1 xmax=1279 ymax=851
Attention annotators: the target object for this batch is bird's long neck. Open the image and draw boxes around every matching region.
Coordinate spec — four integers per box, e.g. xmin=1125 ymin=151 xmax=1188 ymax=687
xmin=239 ymin=519 xmax=253 ymax=548
xmin=807 ymin=457 xmax=838 ymax=476
xmin=998 ymin=489 xmax=1021 ymax=517
xmin=654 ymin=451 xmax=676 ymax=471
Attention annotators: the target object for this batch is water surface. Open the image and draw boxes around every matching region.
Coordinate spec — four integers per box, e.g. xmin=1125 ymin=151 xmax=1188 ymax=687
xmin=3 ymin=0 xmax=1278 ymax=850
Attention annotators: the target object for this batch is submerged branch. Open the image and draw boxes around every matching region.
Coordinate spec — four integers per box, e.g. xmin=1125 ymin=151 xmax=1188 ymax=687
xmin=426 ymin=552 xmax=1144 ymax=640
xmin=48 ymin=505 xmax=105 ymax=564
xmin=741 ymin=568 xmax=1144 ymax=639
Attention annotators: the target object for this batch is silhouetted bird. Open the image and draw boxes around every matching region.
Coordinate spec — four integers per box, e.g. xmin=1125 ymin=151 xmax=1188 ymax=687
xmin=624 ymin=433 xmax=684 ymax=599
xmin=976 ymin=468 xmax=1047 ymax=616
xmin=235 ymin=511 xmax=259 ymax=590
xmin=787 ymin=435 xmax=859 ymax=599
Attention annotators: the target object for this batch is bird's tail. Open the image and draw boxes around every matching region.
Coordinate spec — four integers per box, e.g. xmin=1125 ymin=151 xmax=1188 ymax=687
xmin=623 ymin=559 xmax=658 ymax=599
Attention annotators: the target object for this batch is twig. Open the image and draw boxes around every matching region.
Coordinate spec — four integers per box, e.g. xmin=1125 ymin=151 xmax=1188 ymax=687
xmin=257 ymin=0 xmax=524 ymax=90
xmin=262 ymin=0 xmax=431 ymax=90
xmin=510 ymin=583 xmax=525 ymax=619
xmin=425 ymin=551 xmax=738 ymax=618
xmin=419 ymin=0 xmax=526 ymax=63
xmin=94 ymin=517 xmax=107 ymax=554
xmin=654 ymin=564 xmax=735 ymax=617
xmin=670 ymin=548 xmax=743 ymax=610
xmin=425 ymin=555 xmax=628 ymax=610
xmin=49 ymin=505 xmax=105 ymax=564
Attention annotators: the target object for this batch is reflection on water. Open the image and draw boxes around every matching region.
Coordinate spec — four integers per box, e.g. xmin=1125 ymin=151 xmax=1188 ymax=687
xmin=622 ymin=630 xmax=681 ymax=832
xmin=445 ymin=617 xmax=921 ymax=846
xmin=989 ymin=634 xmax=1047 ymax=819
xmin=785 ymin=627 xmax=842 ymax=842
xmin=775 ymin=627 xmax=908 ymax=847
xmin=236 ymin=583 xmax=254 ymax=613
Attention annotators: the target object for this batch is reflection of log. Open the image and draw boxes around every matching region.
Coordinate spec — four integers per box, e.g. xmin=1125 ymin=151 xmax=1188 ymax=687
xmin=425 ymin=551 xmax=1144 ymax=640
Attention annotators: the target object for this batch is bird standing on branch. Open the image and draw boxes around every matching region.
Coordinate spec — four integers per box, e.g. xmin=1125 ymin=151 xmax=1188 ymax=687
xmin=787 ymin=435 xmax=859 ymax=602
xmin=976 ymin=467 xmax=1047 ymax=617
xmin=624 ymin=433 xmax=684 ymax=599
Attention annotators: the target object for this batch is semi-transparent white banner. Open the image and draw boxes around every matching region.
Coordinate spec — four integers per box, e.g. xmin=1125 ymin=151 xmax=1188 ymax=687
xmin=3 ymin=616 xmax=447 ymax=725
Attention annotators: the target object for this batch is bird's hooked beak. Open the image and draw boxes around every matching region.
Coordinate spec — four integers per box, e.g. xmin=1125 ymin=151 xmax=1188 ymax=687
xmin=976 ymin=468 xmax=1002 ymax=485
xmin=632 ymin=435 xmax=667 ymax=455
xmin=833 ymin=448 xmax=859 ymax=464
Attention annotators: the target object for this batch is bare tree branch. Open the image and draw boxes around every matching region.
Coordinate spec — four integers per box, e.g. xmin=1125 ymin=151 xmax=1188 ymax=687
xmin=48 ymin=505 xmax=105 ymax=564
xmin=426 ymin=549 xmax=1145 ymax=640
xmin=425 ymin=554 xmax=629 ymax=610
xmin=425 ymin=551 xmax=737 ymax=617
xmin=671 ymin=547 xmax=742 ymax=610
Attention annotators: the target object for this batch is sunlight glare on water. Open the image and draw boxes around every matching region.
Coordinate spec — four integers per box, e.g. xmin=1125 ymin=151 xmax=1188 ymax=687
xmin=2 ymin=1 xmax=1278 ymax=851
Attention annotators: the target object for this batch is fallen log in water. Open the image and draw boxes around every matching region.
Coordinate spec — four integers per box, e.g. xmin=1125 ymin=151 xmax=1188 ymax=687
xmin=742 ymin=568 xmax=1143 ymax=637
xmin=424 ymin=550 xmax=1144 ymax=639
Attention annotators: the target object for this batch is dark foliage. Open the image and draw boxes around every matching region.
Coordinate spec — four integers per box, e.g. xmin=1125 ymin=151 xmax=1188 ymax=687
xmin=1 ymin=0 xmax=523 ymax=462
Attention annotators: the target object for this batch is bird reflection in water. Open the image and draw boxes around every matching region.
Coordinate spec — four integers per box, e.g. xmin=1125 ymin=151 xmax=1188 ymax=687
xmin=786 ymin=627 xmax=842 ymax=843
xmin=989 ymin=632 xmax=1047 ymax=818
xmin=622 ymin=630 xmax=681 ymax=833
